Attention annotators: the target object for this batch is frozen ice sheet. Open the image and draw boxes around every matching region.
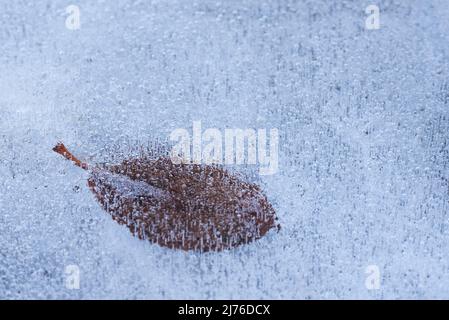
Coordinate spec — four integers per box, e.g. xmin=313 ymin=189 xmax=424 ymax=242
xmin=0 ymin=0 xmax=448 ymax=299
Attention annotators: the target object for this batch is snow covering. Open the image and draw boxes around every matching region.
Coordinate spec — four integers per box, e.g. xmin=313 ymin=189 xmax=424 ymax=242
xmin=0 ymin=0 xmax=448 ymax=299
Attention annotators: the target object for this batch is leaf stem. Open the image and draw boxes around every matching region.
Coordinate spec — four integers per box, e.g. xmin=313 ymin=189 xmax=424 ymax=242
xmin=53 ymin=142 xmax=89 ymax=170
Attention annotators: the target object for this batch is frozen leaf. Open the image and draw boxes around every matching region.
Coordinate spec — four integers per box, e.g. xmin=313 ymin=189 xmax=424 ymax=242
xmin=53 ymin=143 xmax=280 ymax=252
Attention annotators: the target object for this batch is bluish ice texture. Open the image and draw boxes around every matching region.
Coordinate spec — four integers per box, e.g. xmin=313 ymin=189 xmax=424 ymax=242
xmin=0 ymin=0 xmax=448 ymax=299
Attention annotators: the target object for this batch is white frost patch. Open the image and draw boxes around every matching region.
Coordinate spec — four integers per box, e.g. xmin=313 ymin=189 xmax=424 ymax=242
xmin=93 ymin=170 xmax=171 ymax=200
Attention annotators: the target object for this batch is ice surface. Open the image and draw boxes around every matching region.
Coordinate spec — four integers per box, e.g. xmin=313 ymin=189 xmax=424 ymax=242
xmin=0 ymin=0 xmax=448 ymax=299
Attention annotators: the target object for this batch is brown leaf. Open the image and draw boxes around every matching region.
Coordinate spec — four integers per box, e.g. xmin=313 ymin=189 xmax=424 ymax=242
xmin=54 ymin=143 xmax=280 ymax=252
